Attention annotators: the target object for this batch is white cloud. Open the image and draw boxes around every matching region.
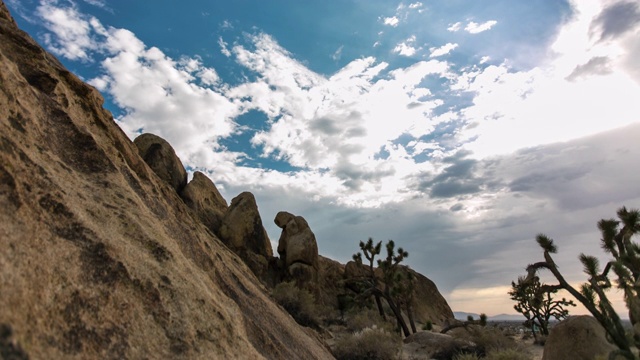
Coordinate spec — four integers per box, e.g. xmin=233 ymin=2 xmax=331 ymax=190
xmin=36 ymin=1 xmax=100 ymax=60
xmin=218 ymin=37 xmax=231 ymax=57
xmin=447 ymin=22 xmax=462 ymax=32
xmin=331 ymin=45 xmax=344 ymax=61
xmin=429 ymin=43 xmax=458 ymax=58
xmin=465 ymin=20 xmax=497 ymax=34
xmin=393 ymin=35 xmax=420 ymax=56
xmin=383 ymin=16 xmax=399 ymax=27
xmin=409 ymin=2 xmax=423 ymax=9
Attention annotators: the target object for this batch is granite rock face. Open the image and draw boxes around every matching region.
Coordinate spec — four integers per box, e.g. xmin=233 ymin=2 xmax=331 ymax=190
xmin=134 ymin=133 xmax=188 ymax=193
xmin=180 ymin=170 xmax=228 ymax=236
xmin=0 ymin=2 xmax=333 ymax=358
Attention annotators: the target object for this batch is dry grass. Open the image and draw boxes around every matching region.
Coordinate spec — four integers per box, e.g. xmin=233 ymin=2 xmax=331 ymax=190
xmin=333 ymin=326 xmax=401 ymax=360
xmin=272 ymin=281 xmax=320 ymax=328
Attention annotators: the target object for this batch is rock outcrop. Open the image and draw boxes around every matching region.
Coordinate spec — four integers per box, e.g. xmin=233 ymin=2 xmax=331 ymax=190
xmin=134 ymin=133 xmax=188 ymax=193
xmin=0 ymin=2 xmax=333 ymax=358
xmin=179 ymin=171 xmax=228 ymax=235
xmin=220 ymin=192 xmax=272 ymax=258
xmin=342 ymin=261 xmax=453 ymax=324
xmin=542 ymin=316 xmax=616 ymax=360
xmin=275 ymin=211 xmax=319 ymax=288
xmin=408 ymin=267 xmax=454 ymax=324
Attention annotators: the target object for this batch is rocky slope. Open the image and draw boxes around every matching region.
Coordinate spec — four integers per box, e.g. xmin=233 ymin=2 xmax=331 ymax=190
xmin=0 ymin=2 xmax=333 ymax=358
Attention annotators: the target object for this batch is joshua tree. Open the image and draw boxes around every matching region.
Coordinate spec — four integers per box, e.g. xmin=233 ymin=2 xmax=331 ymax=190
xmin=525 ymin=206 xmax=640 ymax=360
xmin=394 ymin=269 xmax=418 ymax=333
xmin=351 ymin=238 xmax=412 ymax=337
xmin=352 ymin=238 xmax=386 ymax=319
xmin=509 ymin=274 xmax=575 ymax=342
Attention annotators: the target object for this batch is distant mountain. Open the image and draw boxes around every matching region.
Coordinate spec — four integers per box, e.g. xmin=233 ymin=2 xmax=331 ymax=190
xmin=454 ymin=311 xmax=480 ymax=320
xmin=490 ymin=313 xmax=526 ymax=321
xmin=454 ymin=312 xmax=526 ymax=322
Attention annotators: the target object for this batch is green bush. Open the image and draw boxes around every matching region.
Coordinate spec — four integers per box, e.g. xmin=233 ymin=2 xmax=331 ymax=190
xmin=423 ymin=320 xmax=433 ymax=331
xmin=333 ymin=326 xmax=401 ymax=360
xmin=272 ymin=281 xmax=319 ymax=328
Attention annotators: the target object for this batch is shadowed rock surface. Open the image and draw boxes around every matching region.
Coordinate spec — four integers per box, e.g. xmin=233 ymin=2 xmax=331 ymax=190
xmin=343 ymin=261 xmax=453 ymax=324
xmin=542 ymin=315 xmax=617 ymax=360
xmin=0 ymin=2 xmax=333 ymax=358
xmin=180 ymin=171 xmax=229 ymax=236
xmin=134 ymin=133 xmax=188 ymax=193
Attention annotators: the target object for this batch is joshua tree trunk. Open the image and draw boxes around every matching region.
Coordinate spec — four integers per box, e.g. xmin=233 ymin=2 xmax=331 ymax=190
xmin=406 ymin=304 xmax=417 ymax=333
xmin=374 ymin=294 xmax=386 ymax=320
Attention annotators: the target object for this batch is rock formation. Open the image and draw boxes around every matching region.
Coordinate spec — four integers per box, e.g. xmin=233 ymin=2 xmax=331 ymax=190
xmin=134 ymin=133 xmax=188 ymax=193
xmin=407 ymin=267 xmax=455 ymax=324
xmin=275 ymin=211 xmax=319 ymax=288
xmin=219 ymin=192 xmax=272 ymax=258
xmin=342 ymin=261 xmax=453 ymax=324
xmin=0 ymin=2 xmax=333 ymax=358
xmin=542 ymin=316 xmax=616 ymax=360
xmin=179 ymin=170 xmax=228 ymax=235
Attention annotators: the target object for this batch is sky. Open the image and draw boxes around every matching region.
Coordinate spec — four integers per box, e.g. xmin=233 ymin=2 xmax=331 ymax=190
xmin=6 ymin=0 xmax=640 ymax=317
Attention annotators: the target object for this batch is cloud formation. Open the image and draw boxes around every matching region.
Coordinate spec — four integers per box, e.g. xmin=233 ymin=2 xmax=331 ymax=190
xmin=430 ymin=43 xmax=458 ymax=57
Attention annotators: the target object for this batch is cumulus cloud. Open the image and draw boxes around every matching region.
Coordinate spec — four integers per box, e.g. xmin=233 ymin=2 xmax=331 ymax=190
xmin=429 ymin=43 xmax=458 ymax=58
xmin=465 ymin=20 xmax=497 ymax=34
xmin=565 ymin=56 xmax=612 ymax=81
xmin=218 ymin=37 xmax=232 ymax=57
xmin=393 ymin=35 xmax=420 ymax=56
xmin=36 ymin=1 xmax=101 ymax=60
xmin=383 ymin=16 xmax=399 ymax=27
xmin=590 ymin=1 xmax=640 ymax=42
xmin=447 ymin=22 xmax=462 ymax=32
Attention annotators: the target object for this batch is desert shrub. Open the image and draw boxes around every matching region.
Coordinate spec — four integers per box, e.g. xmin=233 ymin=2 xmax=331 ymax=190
xmin=485 ymin=348 xmax=532 ymax=360
xmin=272 ymin=281 xmax=319 ymax=328
xmin=333 ymin=326 xmax=401 ymax=360
xmin=453 ymin=354 xmax=479 ymax=360
xmin=423 ymin=320 xmax=433 ymax=331
xmin=346 ymin=307 xmax=395 ymax=333
xmin=471 ymin=328 xmax=518 ymax=354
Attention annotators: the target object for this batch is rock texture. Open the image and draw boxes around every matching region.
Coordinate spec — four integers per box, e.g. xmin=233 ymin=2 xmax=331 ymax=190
xmin=342 ymin=261 xmax=453 ymax=324
xmin=542 ymin=316 xmax=617 ymax=360
xmin=134 ymin=133 xmax=188 ymax=193
xmin=275 ymin=211 xmax=320 ymax=290
xmin=0 ymin=2 xmax=333 ymax=359
xmin=219 ymin=192 xmax=272 ymax=258
xmin=275 ymin=212 xmax=319 ymax=269
xmin=407 ymin=267 xmax=454 ymax=324
xmin=180 ymin=171 xmax=228 ymax=236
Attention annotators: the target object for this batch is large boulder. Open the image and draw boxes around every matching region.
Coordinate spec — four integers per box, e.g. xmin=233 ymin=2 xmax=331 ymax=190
xmin=275 ymin=211 xmax=318 ymax=270
xmin=542 ymin=316 xmax=617 ymax=360
xmin=343 ymin=261 xmax=453 ymax=325
xmin=179 ymin=171 xmax=228 ymax=235
xmin=317 ymin=255 xmax=346 ymax=307
xmin=218 ymin=192 xmax=272 ymax=258
xmin=134 ymin=133 xmax=187 ymax=193
xmin=407 ymin=267 xmax=454 ymax=324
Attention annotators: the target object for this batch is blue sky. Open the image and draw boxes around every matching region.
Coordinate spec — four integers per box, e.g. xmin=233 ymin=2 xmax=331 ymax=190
xmin=7 ymin=0 xmax=640 ymax=316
